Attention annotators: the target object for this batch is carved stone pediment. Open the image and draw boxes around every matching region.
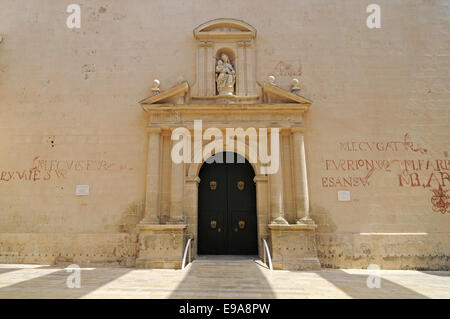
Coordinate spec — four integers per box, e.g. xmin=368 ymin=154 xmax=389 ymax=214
xmin=262 ymin=82 xmax=312 ymax=104
xmin=139 ymin=81 xmax=189 ymax=105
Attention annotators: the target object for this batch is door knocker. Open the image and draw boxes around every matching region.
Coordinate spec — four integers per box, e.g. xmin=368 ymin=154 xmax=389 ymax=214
xmin=237 ymin=180 xmax=245 ymax=191
xmin=209 ymin=181 xmax=217 ymax=190
xmin=210 ymin=220 xmax=217 ymax=229
xmin=238 ymin=220 xmax=245 ymax=229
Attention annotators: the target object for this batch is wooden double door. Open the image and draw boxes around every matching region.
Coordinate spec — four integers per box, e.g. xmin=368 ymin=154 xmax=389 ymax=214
xmin=198 ymin=152 xmax=258 ymax=255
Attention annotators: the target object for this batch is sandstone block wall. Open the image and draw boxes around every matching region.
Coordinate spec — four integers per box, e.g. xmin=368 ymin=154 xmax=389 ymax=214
xmin=0 ymin=0 xmax=448 ymax=269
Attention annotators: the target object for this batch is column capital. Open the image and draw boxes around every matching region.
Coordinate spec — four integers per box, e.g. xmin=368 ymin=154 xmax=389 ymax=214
xmin=147 ymin=127 xmax=162 ymax=134
xmin=161 ymin=128 xmax=172 ymax=136
xmin=291 ymin=127 xmax=306 ymax=134
xmin=237 ymin=40 xmax=251 ymax=47
xmin=186 ymin=176 xmax=200 ymax=184
xmin=280 ymin=128 xmax=292 ymax=136
xmin=253 ymin=175 xmax=268 ymax=183
xmin=199 ymin=41 xmax=213 ymax=47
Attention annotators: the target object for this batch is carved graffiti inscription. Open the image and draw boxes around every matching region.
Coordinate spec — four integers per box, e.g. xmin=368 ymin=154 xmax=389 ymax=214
xmin=270 ymin=60 xmax=302 ymax=77
xmin=321 ymin=133 xmax=448 ymax=214
xmin=430 ymin=185 xmax=449 ymax=214
xmin=0 ymin=156 xmax=133 ymax=183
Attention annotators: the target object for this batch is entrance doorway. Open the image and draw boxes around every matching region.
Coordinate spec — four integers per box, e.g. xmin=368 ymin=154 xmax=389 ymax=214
xmin=198 ymin=152 xmax=258 ymax=255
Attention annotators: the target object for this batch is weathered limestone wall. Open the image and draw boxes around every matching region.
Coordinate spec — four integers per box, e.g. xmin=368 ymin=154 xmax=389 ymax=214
xmin=0 ymin=0 xmax=449 ymax=269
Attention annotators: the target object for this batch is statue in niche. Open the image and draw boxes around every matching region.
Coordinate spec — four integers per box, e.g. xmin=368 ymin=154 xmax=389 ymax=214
xmin=215 ymin=53 xmax=235 ymax=95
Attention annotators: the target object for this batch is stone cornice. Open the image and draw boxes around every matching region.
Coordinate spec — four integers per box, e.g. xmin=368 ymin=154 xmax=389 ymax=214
xmin=268 ymin=223 xmax=317 ymax=231
xmin=136 ymin=224 xmax=187 ymax=231
xmin=142 ymin=103 xmax=310 ymax=113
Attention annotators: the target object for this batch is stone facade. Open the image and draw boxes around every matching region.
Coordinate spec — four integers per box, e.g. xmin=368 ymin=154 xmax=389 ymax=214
xmin=0 ymin=1 xmax=449 ymax=270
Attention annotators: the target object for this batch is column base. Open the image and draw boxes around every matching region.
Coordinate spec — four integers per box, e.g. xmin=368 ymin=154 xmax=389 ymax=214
xmin=138 ymin=217 xmax=160 ymax=225
xmin=136 ymin=224 xmax=187 ymax=269
xmin=268 ymin=223 xmax=321 ymax=271
xmin=168 ymin=217 xmax=185 ymax=224
xmin=270 ymin=216 xmax=289 ymax=225
xmin=296 ymin=217 xmax=316 ymax=225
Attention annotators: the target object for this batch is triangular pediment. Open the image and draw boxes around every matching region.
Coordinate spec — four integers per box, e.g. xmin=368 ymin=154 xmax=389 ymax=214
xmin=263 ymin=83 xmax=312 ymax=105
xmin=139 ymin=82 xmax=189 ymax=105
xmin=193 ymin=18 xmax=256 ymax=40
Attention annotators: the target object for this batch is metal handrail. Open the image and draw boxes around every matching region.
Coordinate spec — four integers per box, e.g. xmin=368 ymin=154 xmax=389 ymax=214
xmin=181 ymin=238 xmax=193 ymax=270
xmin=262 ymin=238 xmax=273 ymax=271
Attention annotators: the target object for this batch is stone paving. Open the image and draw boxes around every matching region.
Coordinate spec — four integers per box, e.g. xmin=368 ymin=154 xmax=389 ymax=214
xmin=0 ymin=257 xmax=448 ymax=299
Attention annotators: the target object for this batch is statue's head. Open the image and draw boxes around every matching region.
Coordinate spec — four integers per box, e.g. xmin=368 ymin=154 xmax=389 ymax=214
xmin=221 ymin=53 xmax=229 ymax=63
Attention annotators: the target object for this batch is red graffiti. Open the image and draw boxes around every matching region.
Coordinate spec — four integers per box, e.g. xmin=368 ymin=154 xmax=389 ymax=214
xmin=0 ymin=156 xmax=133 ymax=183
xmin=430 ymin=185 xmax=449 ymax=214
xmin=398 ymin=170 xmax=449 ymax=188
xmin=403 ymin=133 xmax=427 ymax=154
xmin=321 ymin=176 xmax=371 ymax=187
xmin=339 ymin=133 xmax=428 ymax=153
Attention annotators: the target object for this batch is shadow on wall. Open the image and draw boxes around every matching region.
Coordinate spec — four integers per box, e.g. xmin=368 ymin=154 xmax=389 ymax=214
xmin=169 ymin=256 xmax=276 ymax=298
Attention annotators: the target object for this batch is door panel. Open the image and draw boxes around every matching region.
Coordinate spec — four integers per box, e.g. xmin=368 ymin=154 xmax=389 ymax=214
xmin=198 ymin=159 xmax=227 ymax=255
xmin=198 ymin=210 xmax=226 ymax=254
xmin=228 ymin=210 xmax=257 ymax=255
xmin=198 ymin=152 xmax=257 ymax=255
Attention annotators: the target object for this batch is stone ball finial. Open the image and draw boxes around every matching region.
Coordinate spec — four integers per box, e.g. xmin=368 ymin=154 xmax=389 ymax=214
xmin=177 ymin=75 xmax=185 ymax=85
xmin=267 ymin=75 xmax=276 ymax=85
xmin=291 ymin=78 xmax=300 ymax=92
xmin=152 ymin=79 xmax=161 ymax=95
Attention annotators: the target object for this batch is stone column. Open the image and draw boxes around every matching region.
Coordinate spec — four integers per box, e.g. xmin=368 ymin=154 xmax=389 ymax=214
xmin=197 ymin=42 xmax=207 ymax=96
xmin=169 ymin=136 xmax=185 ymax=223
xmin=270 ymin=131 xmax=288 ymax=224
xmin=244 ymin=41 xmax=255 ymax=96
xmin=292 ymin=128 xmax=313 ymax=224
xmin=236 ymin=41 xmax=246 ymax=96
xmin=205 ymin=42 xmax=214 ymax=96
xmin=185 ymin=176 xmax=200 ymax=256
xmin=254 ymin=174 xmax=269 ymax=258
xmin=140 ymin=128 xmax=161 ymax=224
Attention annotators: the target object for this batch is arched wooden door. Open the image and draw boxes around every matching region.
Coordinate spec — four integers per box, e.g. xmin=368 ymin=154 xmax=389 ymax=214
xmin=198 ymin=152 xmax=257 ymax=255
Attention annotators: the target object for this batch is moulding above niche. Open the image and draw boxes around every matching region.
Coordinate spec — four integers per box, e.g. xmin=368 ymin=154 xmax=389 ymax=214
xmin=193 ymin=18 xmax=256 ymax=40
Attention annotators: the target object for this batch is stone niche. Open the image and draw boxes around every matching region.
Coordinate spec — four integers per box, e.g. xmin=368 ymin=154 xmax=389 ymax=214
xmin=191 ymin=19 xmax=257 ymax=100
xmin=136 ymin=18 xmax=321 ymax=270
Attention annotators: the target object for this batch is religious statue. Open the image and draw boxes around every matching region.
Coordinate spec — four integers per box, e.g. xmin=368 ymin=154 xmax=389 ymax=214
xmin=216 ymin=53 xmax=235 ymax=95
